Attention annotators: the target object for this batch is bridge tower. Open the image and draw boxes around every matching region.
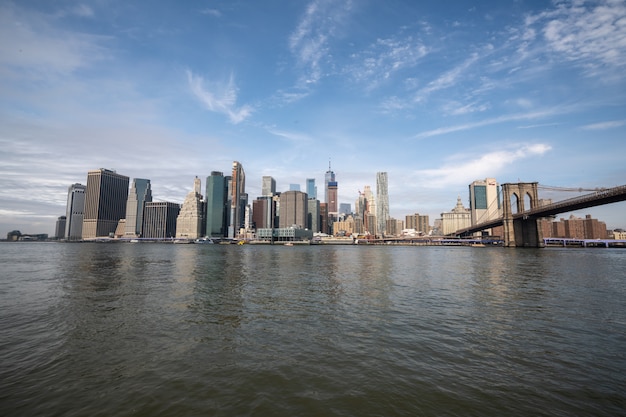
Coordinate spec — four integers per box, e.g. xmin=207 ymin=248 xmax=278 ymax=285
xmin=501 ymin=182 xmax=544 ymax=247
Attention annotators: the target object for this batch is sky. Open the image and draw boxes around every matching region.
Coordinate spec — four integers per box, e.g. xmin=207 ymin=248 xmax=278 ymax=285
xmin=1 ymin=0 xmax=626 ymax=237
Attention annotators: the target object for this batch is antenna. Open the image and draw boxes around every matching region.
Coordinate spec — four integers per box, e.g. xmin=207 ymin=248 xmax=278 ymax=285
xmin=328 ymin=157 xmax=332 ymax=171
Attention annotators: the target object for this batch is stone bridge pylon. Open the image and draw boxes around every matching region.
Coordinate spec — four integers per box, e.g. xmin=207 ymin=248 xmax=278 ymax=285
xmin=501 ymin=182 xmax=544 ymax=247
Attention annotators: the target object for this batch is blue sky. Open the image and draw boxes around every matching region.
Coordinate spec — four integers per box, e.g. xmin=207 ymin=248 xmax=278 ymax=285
xmin=1 ymin=0 xmax=625 ymax=236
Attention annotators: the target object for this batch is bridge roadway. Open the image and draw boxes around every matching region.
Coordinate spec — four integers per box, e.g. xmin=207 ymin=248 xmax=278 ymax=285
xmin=454 ymin=183 xmax=626 ymax=237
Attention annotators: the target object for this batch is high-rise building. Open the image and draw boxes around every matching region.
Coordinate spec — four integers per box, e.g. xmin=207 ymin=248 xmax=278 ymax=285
xmin=306 ymin=178 xmax=317 ymax=200
xmin=176 ymin=177 xmax=205 ymax=239
xmin=125 ymin=178 xmax=152 ymax=237
xmin=252 ymin=196 xmax=276 ymax=230
xmin=142 ymin=201 xmax=180 ymax=239
xmin=289 ymin=184 xmax=301 ymax=191
xmin=376 ymin=172 xmax=389 ymax=236
xmin=229 ymin=161 xmax=246 ymax=238
xmin=82 ymin=169 xmax=129 ymax=239
xmin=339 ymin=203 xmax=351 ymax=216
xmin=65 ymin=183 xmax=86 ymax=240
xmin=262 ymin=176 xmax=276 ymax=197
xmin=307 ymin=198 xmax=320 ymax=232
xmin=279 ymin=190 xmax=308 ymax=229
xmin=324 ymin=160 xmax=335 ymax=206
xmin=206 ymin=171 xmax=228 ymax=237
xmin=469 ymin=178 xmax=501 ymax=235
xmin=55 ymin=216 xmax=66 ymax=239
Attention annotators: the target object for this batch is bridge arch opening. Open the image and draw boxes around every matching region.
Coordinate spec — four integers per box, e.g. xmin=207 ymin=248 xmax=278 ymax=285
xmin=510 ymin=193 xmax=520 ymax=214
xmin=524 ymin=192 xmax=533 ymax=213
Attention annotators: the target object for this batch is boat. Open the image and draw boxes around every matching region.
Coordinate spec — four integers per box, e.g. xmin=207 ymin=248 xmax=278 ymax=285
xmin=195 ymin=238 xmax=214 ymax=244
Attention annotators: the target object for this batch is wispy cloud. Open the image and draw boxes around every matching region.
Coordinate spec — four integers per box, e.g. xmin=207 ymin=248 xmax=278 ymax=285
xmin=581 ymin=120 xmax=626 ymax=130
xmin=413 ymin=53 xmax=480 ymax=103
xmin=187 ymin=71 xmax=253 ymax=124
xmin=413 ymin=108 xmax=563 ymax=139
xmin=524 ymin=0 xmax=626 ymax=76
xmin=200 ymin=8 xmax=221 ymax=18
xmin=289 ymin=0 xmax=353 ymax=85
xmin=416 ymin=143 xmax=552 ymax=188
xmin=347 ymin=35 xmax=429 ymax=90
xmin=0 ymin=3 xmax=108 ymax=76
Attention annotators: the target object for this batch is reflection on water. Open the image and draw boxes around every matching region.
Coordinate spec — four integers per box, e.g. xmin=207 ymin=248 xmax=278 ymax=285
xmin=1 ymin=242 xmax=625 ymax=417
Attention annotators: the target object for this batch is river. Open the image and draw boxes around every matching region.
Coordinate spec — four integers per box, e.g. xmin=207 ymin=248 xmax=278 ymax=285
xmin=1 ymin=242 xmax=624 ymax=416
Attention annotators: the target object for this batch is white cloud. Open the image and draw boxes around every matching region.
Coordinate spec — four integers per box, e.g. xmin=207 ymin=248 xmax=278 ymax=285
xmin=522 ymin=0 xmax=626 ymax=75
xmin=200 ymin=8 xmax=222 ymax=17
xmin=416 ymin=143 xmax=552 ymax=188
xmin=187 ymin=71 xmax=253 ymax=124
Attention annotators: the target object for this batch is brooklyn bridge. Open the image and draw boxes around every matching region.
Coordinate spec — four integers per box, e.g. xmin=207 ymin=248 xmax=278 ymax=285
xmin=453 ymin=182 xmax=626 ymax=247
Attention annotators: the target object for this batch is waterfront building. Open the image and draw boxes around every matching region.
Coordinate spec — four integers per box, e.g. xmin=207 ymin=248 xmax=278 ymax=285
xmin=82 ymin=169 xmax=129 ymax=239
xmin=386 ymin=218 xmax=403 ymax=237
xmin=279 ymin=190 xmax=308 ymax=229
xmin=541 ymin=214 xmax=608 ymax=239
xmin=55 ymin=216 xmax=66 ymax=239
xmin=306 ymin=178 xmax=317 ymax=200
xmin=376 ymin=172 xmax=389 ymax=236
xmin=205 ymin=171 xmax=229 ymax=237
xmin=176 ymin=177 xmax=205 ymax=239
xmin=469 ymin=178 xmax=502 ymax=236
xmin=366 ymin=213 xmax=377 ymax=235
xmin=252 ymin=196 xmax=276 ymax=230
xmin=65 ymin=183 xmax=86 ymax=240
xmin=307 ymin=198 xmax=320 ymax=232
xmin=143 ymin=202 xmax=180 ymax=239
xmin=262 ymin=176 xmax=276 ymax=197
xmin=469 ymin=178 xmax=501 ymax=224
xmin=228 ymin=161 xmax=246 ymax=238
xmin=333 ymin=215 xmax=355 ymax=236
xmin=124 ymin=178 xmax=152 ymax=237
xmin=319 ymin=203 xmax=328 ymax=236
xmin=406 ymin=213 xmax=430 ymax=234
xmin=440 ymin=196 xmax=471 ymax=235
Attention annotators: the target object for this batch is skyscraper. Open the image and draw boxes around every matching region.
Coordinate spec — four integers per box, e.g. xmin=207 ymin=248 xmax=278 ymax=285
xmin=176 ymin=177 xmax=204 ymax=239
xmin=376 ymin=172 xmax=389 ymax=236
xmin=65 ymin=183 xmax=86 ymax=240
xmin=125 ymin=178 xmax=152 ymax=237
xmin=229 ymin=161 xmax=246 ymax=238
xmin=55 ymin=216 xmax=66 ymax=239
xmin=324 ymin=160 xmax=335 ymax=207
xmin=206 ymin=171 xmax=228 ymax=237
xmin=306 ymin=178 xmax=317 ymax=199
xmin=262 ymin=176 xmax=276 ymax=196
xmin=143 ymin=201 xmax=180 ymax=239
xmin=82 ymin=169 xmax=129 ymax=239
xmin=279 ymin=190 xmax=308 ymax=229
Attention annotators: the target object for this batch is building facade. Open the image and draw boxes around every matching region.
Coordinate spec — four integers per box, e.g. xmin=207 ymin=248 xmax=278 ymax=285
xmin=262 ymin=176 xmax=276 ymax=197
xmin=55 ymin=216 xmax=66 ymax=239
xmin=440 ymin=196 xmax=472 ymax=235
xmin=306 ymin=178 xmax=317 ymax=200
xmin=307 ymin=198 xmax=320 ymax=232
xmin=82 ymin=169 xmax=129 ymax=239
xmin=143 ymin=202 xmax=180 ymax=239
xmin=124 ymin=178 xmax=152 ymax=237
xmin=376 ymin=172 xmax=389 ymax=236
xmin=206 ymin=171 xmax=228 ymax=237
xmin=229 ymin=161 xmax=246 ymax=238
xmin=279 ymin=190 xmax=308 ymax=229
xmin=405 ymin=213 xmax=430 ymax=234
xmin=176 ymin=177 xmax=205 ymax=239
xmin=65 ymin=183 xmax=86 ymax=240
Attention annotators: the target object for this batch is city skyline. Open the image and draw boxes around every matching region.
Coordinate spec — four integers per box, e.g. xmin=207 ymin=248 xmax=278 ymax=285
xmin=1 ymin=1 xmax=626 ymax=236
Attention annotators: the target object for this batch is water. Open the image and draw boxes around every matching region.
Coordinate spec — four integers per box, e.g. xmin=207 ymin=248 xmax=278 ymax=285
xmin=1 ymin=242 xmax=625 ymax=416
